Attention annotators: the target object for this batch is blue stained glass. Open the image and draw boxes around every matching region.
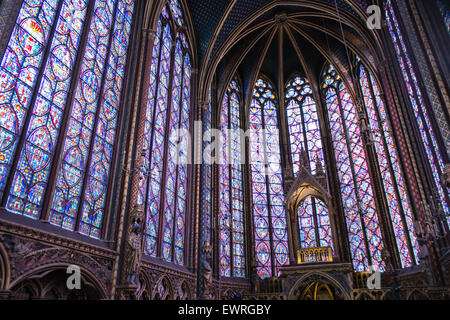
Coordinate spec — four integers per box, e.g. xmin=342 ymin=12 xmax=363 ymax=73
xmin=49 ymin=0 xmax=118 ymax=233
xmin=140 ymin=6 xmax=191 ymax=265
xmin=0 ymin=0 xmax=134 ymax=238
xmin=251 ymin=78 xmax=288 ymax=279
xmin=79 ymin=0 xmax=135 ymax=238
xmin=323 ymin=65 xmax=384 ymax=272
xmin=7 ymin=0 xmax=89 ymax=219
xmin=386 ymin=0 xmax=449 ymax=226
xmin=219 ymin=78 xmax=245 ymax=278
xmin=285 ymin=76 xmax=324 ymax=175
xmin=358 ymin=62 xmax=418 ymax=266
xmin=0 ymin=0 xmax=60 ymax=198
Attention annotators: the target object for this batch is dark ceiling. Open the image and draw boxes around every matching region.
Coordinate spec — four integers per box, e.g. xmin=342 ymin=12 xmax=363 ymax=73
xmin=186 ymin=0 xmax=372 ymax=65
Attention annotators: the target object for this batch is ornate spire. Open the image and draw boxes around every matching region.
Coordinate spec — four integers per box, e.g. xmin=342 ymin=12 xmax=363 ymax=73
xmin=314 ymin=151 xmax=325 ymax=177
xmin=298 ymin=147 xmax=310 ymax=171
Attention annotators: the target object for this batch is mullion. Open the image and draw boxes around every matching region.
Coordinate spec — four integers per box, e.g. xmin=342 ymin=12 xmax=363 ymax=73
xmin=285 ymin=94 xmax=296 ymax=175
xmin=311 ymin=197 xmax=321 ymax=248
xmin=299 ymin=94 xmax=311 ymax=167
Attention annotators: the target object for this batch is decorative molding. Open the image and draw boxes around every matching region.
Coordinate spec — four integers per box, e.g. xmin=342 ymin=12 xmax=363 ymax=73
xmin=0 ymin=218 xmax=117 ymax=260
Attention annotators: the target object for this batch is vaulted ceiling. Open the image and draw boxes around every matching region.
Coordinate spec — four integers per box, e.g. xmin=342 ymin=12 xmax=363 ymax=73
xmin=186 ymin=0 xmax=373 ymax=64
xmin=184 ymin=0 xmax=384 ymax=104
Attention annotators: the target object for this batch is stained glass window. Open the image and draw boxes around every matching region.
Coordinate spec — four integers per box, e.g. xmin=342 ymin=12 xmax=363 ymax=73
xmin=219 ymin=79 xmax=245 ymax=278
xmin=386 ymin=0 xmax=449 ymax=226
xmin=0 ymin=0 xmax=135 ymax=239
xmin=250 ymin=78 xmax=289 ymax=279
xmin=297 ymin=196 xmax=333 ymax=249
xmin=358 ymin=62 xmax=419 ymax=267
xmin=322 ymin=65 xmax=385 ymax=272
xmin=285 ymin=76 xmax=325 ymax=175
xmin=138 ymin=4 xmax=191 ymax=265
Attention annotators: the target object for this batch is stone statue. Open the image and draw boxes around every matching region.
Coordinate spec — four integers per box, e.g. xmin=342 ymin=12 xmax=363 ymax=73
xmin=201 ymin=241 xmax=213 ymax=299
xmin=123 ymin=206 xmax=144 ymax=285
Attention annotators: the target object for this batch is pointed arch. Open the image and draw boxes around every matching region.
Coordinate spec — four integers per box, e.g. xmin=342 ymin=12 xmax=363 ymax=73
xmin=357 ymin=59 xmax=419 ymax=267
xmin=322 ymin=64 xmax=385 ymax=272
xmin=0 ymin=0 xmax=136 ymax=239
xmin=250 ymin=76 xmax=289 ymax=279
xmin=137 ymin=0 xmax=193 ymax=265
xmin=219 ymin=76 xmax=246 ymax=278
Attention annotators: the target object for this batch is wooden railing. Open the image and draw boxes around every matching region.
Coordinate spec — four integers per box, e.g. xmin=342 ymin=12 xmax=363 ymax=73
xmin=297 ymin=247 xmax=333 ymax=264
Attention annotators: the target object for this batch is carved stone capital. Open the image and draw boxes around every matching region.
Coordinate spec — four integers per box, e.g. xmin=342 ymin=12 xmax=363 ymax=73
xmin=143 ymin=28 xmax=157 ymax=40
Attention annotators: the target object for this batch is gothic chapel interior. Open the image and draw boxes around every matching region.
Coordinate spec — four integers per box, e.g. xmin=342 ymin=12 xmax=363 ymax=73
xmin=0 ymin=0 xmax=449 ymax=300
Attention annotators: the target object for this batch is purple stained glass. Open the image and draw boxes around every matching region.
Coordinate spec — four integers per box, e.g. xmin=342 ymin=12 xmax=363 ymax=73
xmin=79 ymin=0 xmax=135 ymax=238
xmin=161 ymin=38 xmax=183 ymax=262
xmin=386 ymin=0 xmax=449 ymax=226
xmin=0 ymin=0 xmax=60 ymax=199
xmin=285 ymin=76 xmax=325 ymax=175
xmin=298 ymin=196 xmax=316 ymax=248
xmin=219 ymin=79 xmax=245 ymax=278
xmin=49 ymin=0 xmax=119 ymax=234
xmin=323 ymin=65 xmax=385 ymax=272
xmin=359 ymin=62 xmax=419 ymax=266
xmin=297 ymin=196 xmax=333 ymax=250
xmin=140 ymin=7 xmax=191 ymax=265
xmin=251 ymin=78 xmax=288 ymax=279
xmin=169 ymin=0 xmax=184 ymax=26
xmin=7 ymin=0 xmax=89 ymax=219
xmin=143 ymin=21 xmax=173 ymax=257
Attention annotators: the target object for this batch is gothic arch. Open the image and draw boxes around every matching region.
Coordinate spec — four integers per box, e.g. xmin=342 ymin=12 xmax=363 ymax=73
xmin=152 ymin=276 xmax=174 ymax=300
xmin=136 ymin=271 xmax=152 ymax=300
xmin=176 ymin=281 xmax=192 ymax=300
xmin=287 ymin=271 xmax=351 ymax=300
xmin=406 ymin=289 xmax=430 ymax=300
xmin=9 ymin=266 xmax=106 ymax=300
xmin=198 ymin=0 xmax=386 ymax=104
xmin=0 ymin=241 xmax=10 ymax=290
xmin=142 ymin=0 xmax=198 ymax=69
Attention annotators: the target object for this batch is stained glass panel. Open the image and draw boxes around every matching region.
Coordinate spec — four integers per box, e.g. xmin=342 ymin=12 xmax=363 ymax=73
xmin=7 ymin=0 xmax=89 ymax=219
xmin=49 ymin=0 xmax=118 ymax=234
xmin=139 ymin=6 xmax=191 ymax=265
xmin=251 ymin=78 xmax=288 ymax=279
xmin=359 ymin=63 xmax=418 ymax=266
xmin=285 ymin=76 xmax=324 ymax=175
xmin=386 ymin=0 xmax=449 ymax=226
xmin=0 ymin=0 xmax=60 ymax=198
xmin=219 ymin=79 xmax=245 ymax=278
xmin=323 ymin=65 xmax=384 ymax=272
